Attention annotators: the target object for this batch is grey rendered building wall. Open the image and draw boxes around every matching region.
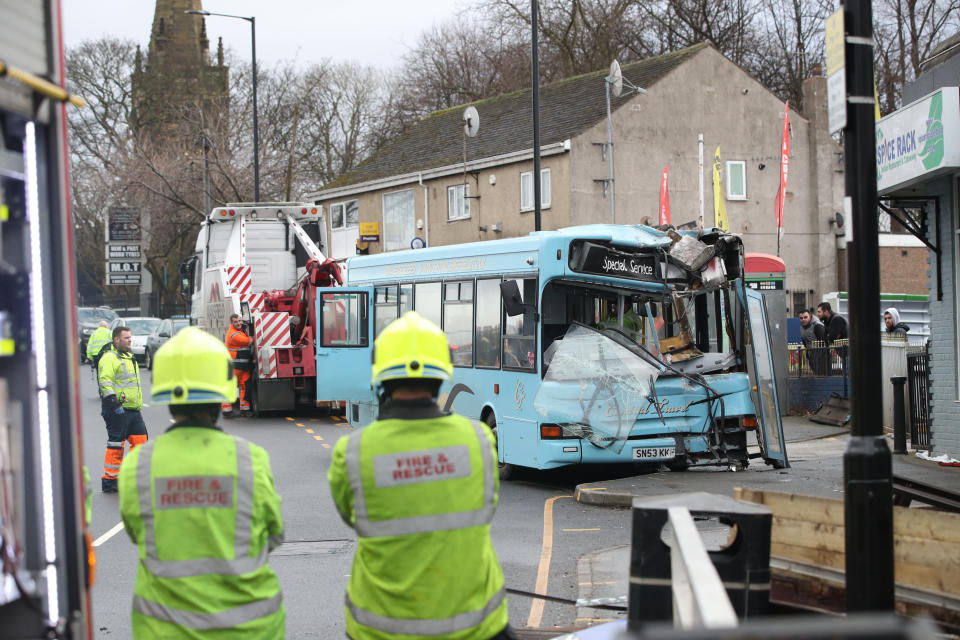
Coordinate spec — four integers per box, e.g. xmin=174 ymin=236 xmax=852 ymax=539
xmin=925 ymin=176 xmax=960 ymax=457
xmin=902 ymin=54 xmax=960 ymax=105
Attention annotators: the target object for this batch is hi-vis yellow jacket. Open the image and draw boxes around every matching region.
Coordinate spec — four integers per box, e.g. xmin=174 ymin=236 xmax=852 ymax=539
xmin=119 ymin=425 xmax=285 ymax=639
xmin=98 ymin=346 xmax=142 ymax=409
xmin=328 ymin=401 xmax=508 ymax=640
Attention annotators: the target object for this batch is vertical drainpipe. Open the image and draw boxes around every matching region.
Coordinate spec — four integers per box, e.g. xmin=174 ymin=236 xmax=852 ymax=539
xmin=419 ymin=172 xmax=430 ymax=248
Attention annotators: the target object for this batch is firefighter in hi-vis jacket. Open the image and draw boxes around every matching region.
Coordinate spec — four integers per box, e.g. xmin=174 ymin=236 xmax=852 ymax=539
xmin=328 ymin=312 xmax=513 ymax=640
xmin=223 ymin=313 xmax=253 ymax=416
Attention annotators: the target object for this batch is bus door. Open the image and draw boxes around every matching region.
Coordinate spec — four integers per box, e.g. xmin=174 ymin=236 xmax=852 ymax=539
xmin=315 ymin=287 xmax=374 ymax=404
xmin=741 ymin=286 xmax=789 ymax=468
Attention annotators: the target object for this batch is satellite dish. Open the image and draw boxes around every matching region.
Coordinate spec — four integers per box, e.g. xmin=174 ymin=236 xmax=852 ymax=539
xmin=463 ymin=106 xmax=480 ymax=137
xmin=608 ymin=60 xmax=623 ymax=98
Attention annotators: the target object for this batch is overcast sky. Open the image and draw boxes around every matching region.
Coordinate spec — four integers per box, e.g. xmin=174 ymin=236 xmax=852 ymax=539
xmin=63 ymin=0 xmax=466 ymax=70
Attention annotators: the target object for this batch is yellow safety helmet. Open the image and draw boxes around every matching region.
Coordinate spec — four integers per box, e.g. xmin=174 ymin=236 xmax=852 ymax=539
xmin=371 ymin=311 xmax=453 ymax=387
xmin=152 ymin=326 xmax=237 ymax=404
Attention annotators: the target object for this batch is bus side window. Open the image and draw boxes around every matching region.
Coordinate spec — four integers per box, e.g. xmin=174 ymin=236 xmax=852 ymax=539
xmin=476 ymin=279 xmax=501 ymax=368
xmin=444 ymin=281 xmax=474 ymax=367
xmin=503 ymin=278 xmax=536 ymax=370
xmin=400 ymin=284 xmax=413 ymax=315
xmin=321 ymin=292 xmax=369 ymax=347
xmin=374 ymin=285 xmax=399 ymax=337
xmin=414 ymin=282 xmax=442 ymax=328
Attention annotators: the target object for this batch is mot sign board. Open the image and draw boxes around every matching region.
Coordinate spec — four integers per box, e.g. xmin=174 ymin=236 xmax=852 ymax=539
xmin=825 ymin=9 xmax=846 ymax=134
xmin=877 ymin=87 xmax=960 ymax=194
xmin=107 ymin=206 xmax=141 ymax=242
xmin=106 ymin=261 xmax=141 ymax=286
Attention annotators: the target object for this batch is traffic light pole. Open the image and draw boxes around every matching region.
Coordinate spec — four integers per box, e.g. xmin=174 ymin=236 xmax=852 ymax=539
xmin=841 ymin=0 xmax=895 ymax=612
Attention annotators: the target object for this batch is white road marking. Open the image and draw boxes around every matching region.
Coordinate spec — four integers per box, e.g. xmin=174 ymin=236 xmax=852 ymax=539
xmin=93 ymin=521 xmax=125 ymax=547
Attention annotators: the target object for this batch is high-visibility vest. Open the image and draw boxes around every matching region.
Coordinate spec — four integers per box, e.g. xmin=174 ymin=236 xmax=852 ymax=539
xmin=118 ymin=426 xmax=285 ymax=639
xmin=226 ymin=325 xmax=253 ymax=372
xmin=86 ymin=326 xmax=112 ymax=360
xmin=328 ymin=409 xmax=507 ymax=640
xmin=98 ymin=346 xmax=143 ymax=409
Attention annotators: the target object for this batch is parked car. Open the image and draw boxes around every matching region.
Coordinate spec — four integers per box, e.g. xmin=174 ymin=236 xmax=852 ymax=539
xmin=76 ymin=306 xmax=118 ymax=363
xmin=144 ymin=317 xmax=190 ymax=369
xmin=109 ymin=316 xmax=162 ymax=364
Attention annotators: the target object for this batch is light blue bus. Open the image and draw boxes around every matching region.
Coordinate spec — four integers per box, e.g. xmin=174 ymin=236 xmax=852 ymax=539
xmin=316 ymin=224 xmax=787 ymax=477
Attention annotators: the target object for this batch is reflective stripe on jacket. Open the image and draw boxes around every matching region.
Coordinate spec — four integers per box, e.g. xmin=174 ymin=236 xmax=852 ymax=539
xmin=86 ymin=326 xmax=112 ymax=360
xmin=98 ymin=346 xmax=143 ymax=409
xmin=118 ymin=426 xmax=285 ymax=639
xmin=226 ymin=326 xmax=253 ymax=371
xmin=328 ymin=404 xmax=507 ymax=640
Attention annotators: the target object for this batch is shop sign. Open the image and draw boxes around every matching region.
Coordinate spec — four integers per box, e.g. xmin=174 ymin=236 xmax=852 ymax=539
xmin=877 ymin=87 xmax=960 ymax=194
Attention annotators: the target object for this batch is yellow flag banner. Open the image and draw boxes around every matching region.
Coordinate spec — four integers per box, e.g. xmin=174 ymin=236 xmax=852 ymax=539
xmin=713 ymin=146 xmax=729 ymax=231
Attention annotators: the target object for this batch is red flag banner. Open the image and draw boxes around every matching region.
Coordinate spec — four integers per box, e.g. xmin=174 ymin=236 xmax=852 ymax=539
xmin=659 ymin=166 xmax=671 ymax=225
xmin=775 ymin=103 xmax=790 ymax=254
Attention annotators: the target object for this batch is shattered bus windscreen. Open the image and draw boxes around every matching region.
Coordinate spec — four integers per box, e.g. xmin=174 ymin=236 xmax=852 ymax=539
xmin=534 ymin=324 xmax=662 ymax=452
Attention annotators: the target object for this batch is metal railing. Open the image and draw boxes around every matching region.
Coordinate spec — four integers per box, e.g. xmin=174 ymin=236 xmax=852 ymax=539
xmin=667 ymin=507 xmax=738 ymax=630
xmin=906 ymin=343 xmax=931 ymax=450
xmin=788 ymin=339 xmax=849 ymax=378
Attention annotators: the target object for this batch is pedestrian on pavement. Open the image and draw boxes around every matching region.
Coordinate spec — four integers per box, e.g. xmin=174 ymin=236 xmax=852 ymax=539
xmin=884 ymin=307 xmax=911 ymax=338
xmin=328 ymin=311 xmax=513 ymax=640
xmin=799 ymin=309 xmax=826 ymax=348
xmin=98 ymin=326 xmax=148 ymax=493
xmin=799 ymin=309 xmax=827 ymax=374
xmin=86 ymin=320 xmax=112 ymax=365
xmin=224 ymin=313 xmax=253 ymax=417
xmin=817 ymin=302 xmax=848 ymax=344
xmin=118 ymin=327 xmax=285 ymax=638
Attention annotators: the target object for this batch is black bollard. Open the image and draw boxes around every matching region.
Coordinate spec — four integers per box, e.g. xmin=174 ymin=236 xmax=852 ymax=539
xmin=891 ymin=376 xmax=907 ymax=454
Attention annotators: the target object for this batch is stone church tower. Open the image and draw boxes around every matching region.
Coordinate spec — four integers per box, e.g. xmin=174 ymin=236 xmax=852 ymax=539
xmin=131 ymin=0 xmax=229 ymax=141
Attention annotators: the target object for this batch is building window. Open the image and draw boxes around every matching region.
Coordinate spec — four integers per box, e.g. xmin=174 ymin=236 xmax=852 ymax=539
xmin=447 ymin=184 xmax=471 ymax=221
xmin=329 ymin=200 xmax=359 ymax=260
xmin=383 ymin=189 xmax=415 ymax=251
xmin=521 ymin=168 xmax=551 ymax=212
xmin=443 ymin=281 xmax=474 ymax=367
xmin=726 ymin=161 xmax=746 ymax=200
xmin=331 ymin=200 xmax=358 ymax=230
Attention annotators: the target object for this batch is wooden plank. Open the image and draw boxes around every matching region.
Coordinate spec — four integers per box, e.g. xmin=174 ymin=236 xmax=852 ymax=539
xmin=894 ymin=534 xmax=960 ymax=569
xmin=735 ymin=488 xmax=844 ymax=526
xmin=893 ymin=505 xmax=960 ymax=544
xmin=769 ymin=516 xmax=844 ymax=551
xmin=737 ymin=488 xmax=960 ymax=544
xmin=740 ymin=489 xmax=960 ymax=595
xmin=894 ymin=561 xmax=960 ymax=595
xmin=771 ymin=544 xmax=845 ymax=570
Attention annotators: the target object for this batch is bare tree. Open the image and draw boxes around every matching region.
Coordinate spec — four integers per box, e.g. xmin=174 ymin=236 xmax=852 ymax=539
xmin=743 ymin=0 xmax=833 ymax=109
xmin=483 ymin=0 xmax=642 ymax=80
xmin=874 ymin=0 xmax=960 ymax=112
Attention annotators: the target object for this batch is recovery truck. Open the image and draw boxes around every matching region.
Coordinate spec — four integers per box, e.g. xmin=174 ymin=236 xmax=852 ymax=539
xmin=180 ymin=203 xmax=343 ymax=414
xmin=0 ymin=1 xmax=95 ymax=637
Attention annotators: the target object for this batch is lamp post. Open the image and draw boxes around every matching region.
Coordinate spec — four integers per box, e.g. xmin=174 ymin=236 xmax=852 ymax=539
xmin=186 ymin=9 xmax=260 ymax=201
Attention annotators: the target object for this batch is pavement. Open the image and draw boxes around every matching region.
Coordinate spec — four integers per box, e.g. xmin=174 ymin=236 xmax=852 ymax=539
xmin=573 ymin=415 xmax=960 ymax=506
xmin=568 ymin=415 xmax=960 ymax=629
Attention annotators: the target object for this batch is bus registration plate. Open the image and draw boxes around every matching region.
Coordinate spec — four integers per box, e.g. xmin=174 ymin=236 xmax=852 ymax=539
xmin=632 ymin=446 xmax=675 ymax=460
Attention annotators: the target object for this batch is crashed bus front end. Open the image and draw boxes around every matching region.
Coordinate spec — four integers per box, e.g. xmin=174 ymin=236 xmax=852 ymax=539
xmin=532 ymin=228 xmax=788 ymax=471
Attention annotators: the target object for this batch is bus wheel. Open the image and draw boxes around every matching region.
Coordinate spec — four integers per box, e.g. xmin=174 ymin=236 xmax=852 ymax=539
xmin=485 ymin=413 xmax=514 ymax=481
xmin=666 ymin=459 xmax=690 ymax=472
